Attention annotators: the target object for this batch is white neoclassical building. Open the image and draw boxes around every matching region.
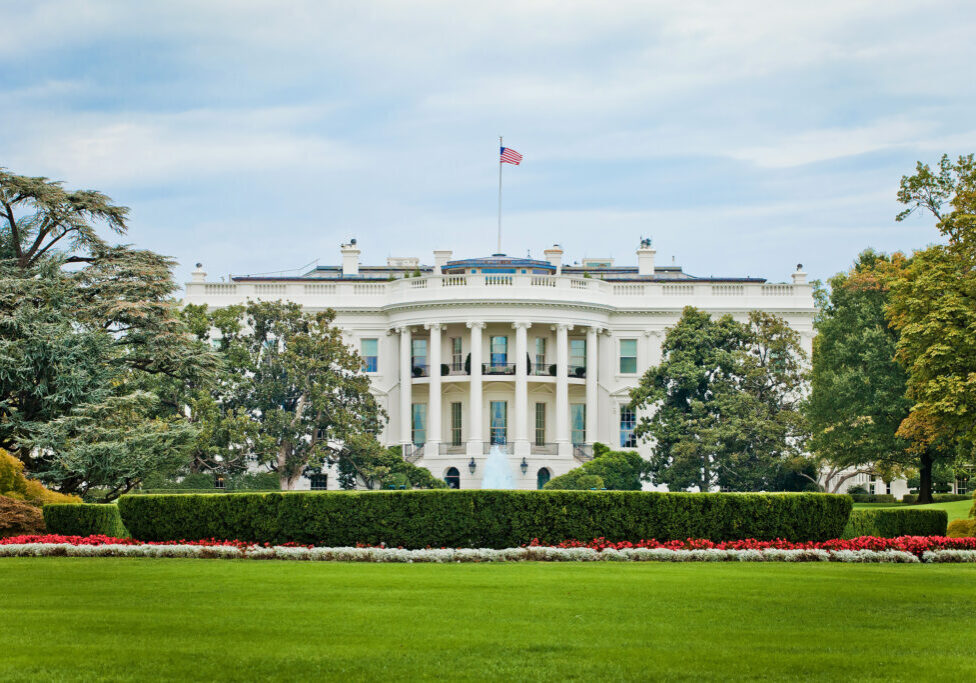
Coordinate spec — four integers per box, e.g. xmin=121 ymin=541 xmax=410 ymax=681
xmin=184 ymin=240 xmax=816 ymax=490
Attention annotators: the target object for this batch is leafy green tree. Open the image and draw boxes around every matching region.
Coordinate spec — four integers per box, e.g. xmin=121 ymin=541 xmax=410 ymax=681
xmin=888 ymin=154 xmax=976 ymax=502
xmin=0 ymin=169 xmax=219 ymax=499
xmin=335 ymin=439 xmax=447 ymax=490
xmin=195 ymin=300 xmax=384 ymax=489
xmin=543 ymin=443 xmax=646 ymax=490
xmin=804 ymin=251 xmax=914 ymax=492
xmin=630 ymin=307 xmax=808 ymax=491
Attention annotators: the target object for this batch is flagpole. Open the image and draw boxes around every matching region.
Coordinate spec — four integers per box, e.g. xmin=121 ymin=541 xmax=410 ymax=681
xmin=497 ymin=135 xmax=503 ymax=254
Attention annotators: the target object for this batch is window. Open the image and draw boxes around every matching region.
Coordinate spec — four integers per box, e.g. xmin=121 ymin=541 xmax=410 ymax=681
xmin=620 ymin=406 xmax=637 ymax=448
xmin=534 ymin=402 xmax=546 ymax=446
xmin=490 ymin=401 xmax=507 ymax=444
xmin=214 ymin=475 xmax=225 ymax=489
xmin=310 ymin=474 xmax=328 ymax=491
xmin=361 ymin=338 xmax=378 ymax=372
xmin=411 ymin=339 xmax=427 ymax=373
xmin=451 ymin=402 xmax=463 ymax=446
xmin=490 ymin=335 xmax=508 ymax=367
xmin=571 ymin=403 xmax=586 ymax=445
xmin=570 ymin=339 xmax=586 ymax=376
xmin=445 ymin=467 xmax=460 ymax=489
xmin=537 ymin=468 xmax=551 ymax=489
xmin=411 ymin=403 xmax=427 ymax=445
xmin=619 ymin=339 xmax=638 ymax=374
xmin=535 ymin=338 xmax=547 ymax=368
xmin=451 ymin=337 xmax=463 ymax=369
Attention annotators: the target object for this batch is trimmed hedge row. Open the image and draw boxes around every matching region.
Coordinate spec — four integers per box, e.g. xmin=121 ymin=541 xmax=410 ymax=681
xmin=901 ymin=493 xmax=971 ymax=504
xmin=842 ymin=508 xmax=947 ymax=539
xmin=118 ymin=491 xmax=852 ymax=548
xmin=43 ymin=504 xmax=128 ymax=538
xmin=848 ymin=494 xmax=897 ymax=504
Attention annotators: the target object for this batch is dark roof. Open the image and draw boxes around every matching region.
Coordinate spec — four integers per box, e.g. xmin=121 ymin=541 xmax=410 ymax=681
xmin=444 ymin=254 xmax=556 ymax=271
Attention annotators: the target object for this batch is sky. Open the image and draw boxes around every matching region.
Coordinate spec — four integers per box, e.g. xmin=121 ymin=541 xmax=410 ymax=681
xmin=2 ymin=1 xmax=975 ymax=286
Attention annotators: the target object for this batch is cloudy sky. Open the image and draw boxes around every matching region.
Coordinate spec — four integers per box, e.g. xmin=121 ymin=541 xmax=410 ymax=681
xmin=3 ymin=1 xmax=974 ymax=285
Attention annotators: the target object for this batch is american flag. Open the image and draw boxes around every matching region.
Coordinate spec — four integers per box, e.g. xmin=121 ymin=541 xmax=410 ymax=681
xmin=500 ymin=146 xmax=523 ymax=165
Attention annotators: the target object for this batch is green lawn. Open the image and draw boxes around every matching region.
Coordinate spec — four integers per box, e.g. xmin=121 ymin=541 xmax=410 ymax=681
xmin=3 ymin=559 xmax=975 ymax=681
xmin=854 ymin=499 xmax=973 ymax=521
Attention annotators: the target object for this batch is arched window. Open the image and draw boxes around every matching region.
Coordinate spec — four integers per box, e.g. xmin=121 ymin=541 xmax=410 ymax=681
xmin=445 ymin=467 xmax=460 ymax=489
xmin=536 ymin=467 xmax=551 ymax=489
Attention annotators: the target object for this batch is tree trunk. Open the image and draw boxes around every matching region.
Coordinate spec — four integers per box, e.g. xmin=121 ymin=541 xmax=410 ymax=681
xmin=277 ymin=443 xmax=301 ymax=490
xmin=917 ymin=451 xmax=934 ymax=505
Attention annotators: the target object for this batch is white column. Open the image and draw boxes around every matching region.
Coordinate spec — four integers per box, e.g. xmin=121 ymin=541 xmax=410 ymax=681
xmin=399 ymin=326 xmax=412 ymax=446
xmin=513 ymin=322 xmax=531 ymax=457
xmin=466 ymin=321 xmax=485 ymax=456
xmin=554 ymin=323 xmax=572 ymax=456
xmin=426 ymin=323 xmax=442 ymax=452
xmin=585 ymin=326 xmax=599 ymax=445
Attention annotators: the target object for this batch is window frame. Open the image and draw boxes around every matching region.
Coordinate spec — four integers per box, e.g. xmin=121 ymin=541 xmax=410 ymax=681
xmin=619 ymin=338 xmax=638 ymax=374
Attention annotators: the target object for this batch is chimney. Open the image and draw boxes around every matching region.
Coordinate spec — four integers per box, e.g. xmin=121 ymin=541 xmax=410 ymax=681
xmin=543 ymin=244 xmax=563 ymax=274
xmin=191 ymin=263 xmax=207 ymax=282
xmin=792 ymin=263 xmax=807 ymax=285
xmin=637 ymin=238 xmax=656 ymax=277
xmin=341 ymin=239 xmax=360 ymax=277
xmin=433 ymin=249 xmax=452 ymax=274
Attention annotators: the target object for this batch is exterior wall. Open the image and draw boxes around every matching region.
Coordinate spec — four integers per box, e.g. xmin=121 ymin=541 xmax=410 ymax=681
xmin=186 ymin=266 xmax=816 ymax=490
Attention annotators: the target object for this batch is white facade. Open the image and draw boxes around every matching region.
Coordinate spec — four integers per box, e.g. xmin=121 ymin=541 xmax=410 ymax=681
xmin=184 ymin=242 xmax=816 ymax=490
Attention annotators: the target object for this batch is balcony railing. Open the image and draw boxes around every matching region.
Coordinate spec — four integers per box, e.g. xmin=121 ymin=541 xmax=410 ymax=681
xmin=530 ymin=363 xmax=556 ymax=376
xmin=484 ymin=442 xmax=513 ymax=454
xmin=439 ymin=443 xmax=466 ymax=455
xmin=403 ymin=444 xmax=425 ymax=462
xmin=567 ymin=364 xmax=587 ymax=379
xmin=531 ymin=442 xmax=558 ymax=455
xmin=482 ymin=362 xmax=516 ymax=376
xmin=411 ymin=364 xmax=429 ymax=377
xmin=573 ymin=444 xmax=594 ymax=463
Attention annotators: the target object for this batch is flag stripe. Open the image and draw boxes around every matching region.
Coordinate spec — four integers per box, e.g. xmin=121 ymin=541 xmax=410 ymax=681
xmin=500 ymin=146 xmax=523 ymax=165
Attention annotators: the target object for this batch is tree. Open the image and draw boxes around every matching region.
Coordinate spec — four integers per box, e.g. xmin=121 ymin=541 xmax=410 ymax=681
xmin=887 ymin=154 xmax=976 ymax=502
xmin=804 ymin=251 xmax=915 ymax=492
xmin=334 ymin=439 xmax=447 ymax=490
xmin=0 ymin=168 xmax=127 ymax=269
xmin=198 ymin=300 xmax=385 ymax=489
xmin=630 ymin=307 xmax=809 ymax=491
xmin=0 ymin=169 xmax=220 ymax=498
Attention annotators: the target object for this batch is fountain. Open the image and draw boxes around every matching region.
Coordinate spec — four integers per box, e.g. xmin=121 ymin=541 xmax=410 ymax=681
xmin=480 ymin=444 xmax=516 ymax=489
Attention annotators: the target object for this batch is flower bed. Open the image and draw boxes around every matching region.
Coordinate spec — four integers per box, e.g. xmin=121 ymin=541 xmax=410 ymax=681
xmin=2 ymin=534 xmax=975 ymax=563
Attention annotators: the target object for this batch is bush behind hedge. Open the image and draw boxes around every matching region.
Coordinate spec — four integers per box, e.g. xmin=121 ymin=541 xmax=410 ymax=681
xmin=43 ymin=504 xmax=128 ymax=538
xmin=848 ymin=494 xmax=897 ymax=504
xmin=119 ymin=490 xmax=851 ymax=548
xmin=842 ymin=508 xmax=947 ymax=539
xmin=901 ymin=493 xmax=971 ymax=504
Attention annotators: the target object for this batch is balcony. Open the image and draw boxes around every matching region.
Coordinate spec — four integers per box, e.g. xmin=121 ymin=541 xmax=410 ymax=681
xmin=410 ymin=364 xmax=429 ymax=378
xmin=530 ymin=442 xmax=558 ymax=455
xmin=403 ymin=444 xmax=425 ymax=462
xmin=567 ymin=364 xmax=587 ymax=379
xmin=439 ymin=443 xmax=466 ymax=455
xmin=484 ymin=442 xmax=514 ymax=455
xmin=482 ymin=362 xmax=516 ymax=376
xmin=530 ymin=362 xmax=556 ymax=376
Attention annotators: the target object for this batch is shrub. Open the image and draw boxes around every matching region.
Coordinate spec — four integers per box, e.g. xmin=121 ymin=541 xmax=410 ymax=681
xmin=901 ymin=493 xmax=971 ymax=504
xmin=843 ymin=508 xmax=947 ymax=539
xmin=43 ymin=504 xmax=128 ymax=537
xmin=0 ymin=495 xmax=46 ymax=537
xmin=118 ymin=490 xmax=852 ymax=548
xmin=846 ymin=484 xmax=869 ymax=495
xmin=947 ymin=519 xmax=976 ymax=538
xmin=544 ymin=445 xmax=644 ymax=490
xmin=848 ymin=494 xmax=897 ymax=503
xmin=0 ymin=449 xmax=81 ymax=505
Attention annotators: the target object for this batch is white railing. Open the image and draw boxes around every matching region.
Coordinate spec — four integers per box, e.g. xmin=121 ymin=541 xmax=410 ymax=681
xmin=353 ymin=283 xmax=385 ymax=295
xmin=204 ymin=284 xmax=237 ymax=295
xmin=303 ymin=284 xmax=337 ymax=295
xmin=254 ymin=284 xmax=287 ymax=295
xmin=485 ymin=275 xmax=513 ymax=286
xmin=712 ymin=285 xmax=744 ymax=296
xmin=443 ymin=276 xmax=466 ymax=287
xmin=612 ymin=284 xmax=645 ymax=295
xmin=762 ymin=284 xmax=794 ymax=296
xmin=570 ymin=279 xmax=590 ymax=289
xmin=662 ymin=284 xmax=694 ymax=296
xmin=531 ymin=276 xmax=555 ymax=287
xmin=410 ymin=279 xmax=428 ymax=288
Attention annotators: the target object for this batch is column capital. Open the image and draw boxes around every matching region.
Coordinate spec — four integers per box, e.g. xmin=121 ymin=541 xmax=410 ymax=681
xmin=391 ymin=325 xmax=413 ymax=335
xmin=587 ymin=325 xmax=606 ymax=336
xmin=466 ymin=321 xmax=487 ymax=330
xmin=551 ymin=323 xmax=574 ymax=332
xmin=424 ymin=322 xmax=444 ymax=331
xmin=511 ymin=321 xmax=533 ymax=330
xmin=643 ymin=329 xmax=663 ymax=338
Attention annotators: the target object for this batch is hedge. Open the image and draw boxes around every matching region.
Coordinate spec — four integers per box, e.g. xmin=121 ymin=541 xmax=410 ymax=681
xmin=842 ymin=508 xmax=947 ymax=539
xmin=848 ymin=494 xmax=897 ymax=504
xmin=43 ymin=504 xmax=128 ymax=538
xmin=901 ymin=493 xmax=971 ymax=504
xmin=118 ymin=491 xmax=852 ymax=548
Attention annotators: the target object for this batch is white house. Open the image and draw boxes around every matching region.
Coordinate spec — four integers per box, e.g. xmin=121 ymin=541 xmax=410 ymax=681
xmin=184 ymin=240 xmax=816 ymax=490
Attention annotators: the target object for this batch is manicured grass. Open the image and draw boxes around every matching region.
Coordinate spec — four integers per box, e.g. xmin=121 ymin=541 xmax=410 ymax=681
xmin=2 ymin=559 xmax=976 ymax=681
xmin=854 ymin=499 xmax=972 ymax=521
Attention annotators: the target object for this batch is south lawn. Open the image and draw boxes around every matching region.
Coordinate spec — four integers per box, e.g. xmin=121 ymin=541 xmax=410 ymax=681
xmin=854 ymin=499 xmax=972 ymax=521
xmin=3 ymin=559 xmax=975 ymax=681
